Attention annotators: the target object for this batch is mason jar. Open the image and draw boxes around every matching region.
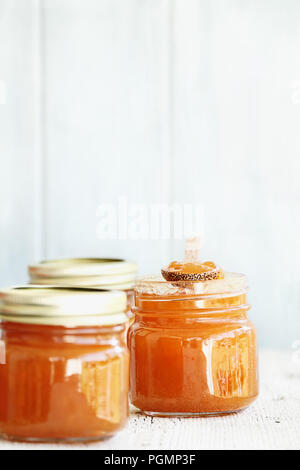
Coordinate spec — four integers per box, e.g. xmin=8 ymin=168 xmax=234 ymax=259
xmin=128 ymin=273 xmax=258 ymax=416
xmin=28 ymin=258 xmax=137 ymax=325
xmin=0 ymin=287 xmax=129 ymax=442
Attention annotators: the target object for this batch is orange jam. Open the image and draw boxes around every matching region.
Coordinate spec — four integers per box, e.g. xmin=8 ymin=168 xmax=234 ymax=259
xmin=128 ymin=273 xmax=258 ymax=416
xmin=0 ymin=287 xmax=129 ymax=442
xmin=167 ymin=260 xmax=220 ymax=274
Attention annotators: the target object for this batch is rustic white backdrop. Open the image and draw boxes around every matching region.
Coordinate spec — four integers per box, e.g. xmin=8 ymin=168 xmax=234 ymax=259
xmin=1 ymin=0 xmax=300 ymax=348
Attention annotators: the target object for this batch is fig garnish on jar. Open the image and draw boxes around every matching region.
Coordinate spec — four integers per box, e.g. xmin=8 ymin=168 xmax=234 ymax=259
xmin=161 ymin=237 xmax=224 ymax=282
xmin=161 ymin=261 xmax=223 ymax=282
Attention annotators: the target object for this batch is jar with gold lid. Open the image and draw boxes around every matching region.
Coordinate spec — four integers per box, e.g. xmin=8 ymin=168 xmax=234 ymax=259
xmin=28 ymin=258 xmax=137 ymax=324
xmin=0 ymin=286 xmax=129 ymax=442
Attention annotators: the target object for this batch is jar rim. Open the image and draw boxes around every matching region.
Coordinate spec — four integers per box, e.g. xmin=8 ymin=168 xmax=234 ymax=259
xmin=135 ymin=272 xmax=248 ymax=297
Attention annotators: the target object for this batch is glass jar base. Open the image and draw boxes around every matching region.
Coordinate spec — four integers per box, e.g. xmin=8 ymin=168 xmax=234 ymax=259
xmin=0 ymin=432 xmax=114 ymax=444
xmin=141 ymin=408 xmax=247 ymax=418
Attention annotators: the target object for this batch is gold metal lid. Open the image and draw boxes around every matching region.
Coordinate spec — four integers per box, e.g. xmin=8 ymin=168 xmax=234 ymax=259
xmin=0 ymin=286 xmax=128 ymax=327
xmin=28 ymin=258 xmax=138 ymax=290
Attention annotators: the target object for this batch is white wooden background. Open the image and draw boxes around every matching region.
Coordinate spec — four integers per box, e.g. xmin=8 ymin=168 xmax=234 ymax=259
xmin=1 ymin=0 xmax=300 ymax=348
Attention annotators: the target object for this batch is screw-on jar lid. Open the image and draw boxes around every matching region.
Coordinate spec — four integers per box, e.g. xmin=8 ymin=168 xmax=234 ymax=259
xmin=0 ymin=286 xmax=128 ymax=327
xmin=28 ymin=258 xmax=138 ymax=290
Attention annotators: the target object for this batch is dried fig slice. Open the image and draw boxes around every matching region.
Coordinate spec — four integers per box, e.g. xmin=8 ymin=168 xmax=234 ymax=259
xmin=161 ymin=261 xmax=224 ymax=282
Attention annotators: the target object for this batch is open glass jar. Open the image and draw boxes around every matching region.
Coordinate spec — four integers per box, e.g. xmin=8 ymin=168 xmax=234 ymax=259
xmin=0 ymin=287 xmax=129 ymax=442
xmin=28 ymin=258 xmax=137 ymax=324
xmin=128 ymin=273 xmax=258 ymax=416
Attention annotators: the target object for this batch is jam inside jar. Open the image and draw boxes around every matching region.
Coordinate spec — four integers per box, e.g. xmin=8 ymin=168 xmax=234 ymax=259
xmin=129 ymin=273 xmax=258 ymax=416
xmin=0 ymin=287 xmax=129 ymax=442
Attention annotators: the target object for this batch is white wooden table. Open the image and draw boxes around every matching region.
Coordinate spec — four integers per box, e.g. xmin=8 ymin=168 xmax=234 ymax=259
xmin=1 ymin=349 xmax=299 ymax=450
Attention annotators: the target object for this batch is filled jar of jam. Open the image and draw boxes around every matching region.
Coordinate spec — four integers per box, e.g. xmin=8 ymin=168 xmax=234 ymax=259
xmin=129 ymin=259 xmax=258 ymax=417
xmin=0 ymin=286 xmax=129 ymax=442
xmin=28 ymin=258 xmax=137 ymax=324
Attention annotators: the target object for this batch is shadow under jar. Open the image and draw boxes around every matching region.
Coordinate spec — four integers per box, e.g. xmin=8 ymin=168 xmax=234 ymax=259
xmin=128 ymin=273 xmax=258 ymax=417
xmin=0 ymin=287 xmax=129 ymax=442
xmin=28 ymin=258 xmax=138 ymax=325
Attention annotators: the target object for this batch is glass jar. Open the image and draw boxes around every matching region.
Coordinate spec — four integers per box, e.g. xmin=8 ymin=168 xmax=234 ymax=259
xmin=28 ymin=258 xmax=138 ymax=325
xmin=0 ymin=287 xmax=129 ymax=442
xmin=128 ymin=273 xmax=258 ymax=416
